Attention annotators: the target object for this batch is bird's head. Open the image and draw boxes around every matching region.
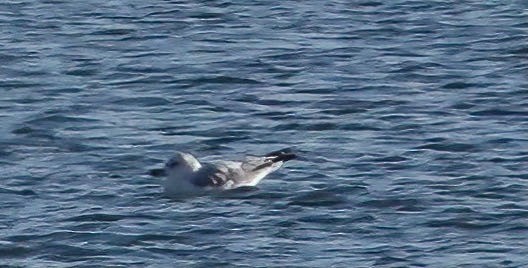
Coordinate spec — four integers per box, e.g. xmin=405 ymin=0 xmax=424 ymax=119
xmin=164 ymin=152 xmax=202 ymax=176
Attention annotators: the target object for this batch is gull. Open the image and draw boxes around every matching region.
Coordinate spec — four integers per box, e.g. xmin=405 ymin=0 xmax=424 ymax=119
xmin=159 ymin=148 xmax=296 ymax=195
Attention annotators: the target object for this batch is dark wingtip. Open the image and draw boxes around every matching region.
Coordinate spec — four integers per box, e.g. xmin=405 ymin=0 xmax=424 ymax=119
xmin=267 ymin=148 xmax=297 ymax=163
xmin=273 ymin=153 xmax=296 ymax=162
xmin=266 ymin=148 xmax=295 ymax=157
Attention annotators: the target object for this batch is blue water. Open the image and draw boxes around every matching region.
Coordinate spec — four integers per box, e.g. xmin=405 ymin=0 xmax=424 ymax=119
xmin=1 ymin=1 xmax=528 ymax=267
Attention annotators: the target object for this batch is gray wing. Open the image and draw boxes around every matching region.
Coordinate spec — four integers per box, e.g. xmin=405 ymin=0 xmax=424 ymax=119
xmin=244 ymin=150 xmax=296 ymax=172
xmin=189 ymin=162 xmax=243 ymax=188
xmin=241 ymin=156 xmax=281 ymax=173
xmin=190 ymin=151 xmax=295 ymax=188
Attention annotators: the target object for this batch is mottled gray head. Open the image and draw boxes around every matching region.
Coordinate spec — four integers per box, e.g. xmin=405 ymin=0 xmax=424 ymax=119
xmin=164 ymin=152 xmax=202 ymax=176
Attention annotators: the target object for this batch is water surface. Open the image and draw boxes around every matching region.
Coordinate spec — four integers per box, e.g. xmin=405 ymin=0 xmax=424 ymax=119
xmin=1 ymin=1 xmax=528 ymax=267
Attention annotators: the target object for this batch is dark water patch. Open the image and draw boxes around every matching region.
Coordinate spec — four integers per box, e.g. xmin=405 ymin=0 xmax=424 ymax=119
xmin=441 ymin=206 xmax=478 ymax=214
xmin=339 ymin=123 xmax=383 ymax=131
xmin=472 ymin=192 xmax=515 ymax=201
xmin=303 ymin=122 xmax=338 ymax=131
xmin=271 ymin=123 xmax=301 ymax=131
xmin=0 ymin=243 xmax=33 ymax=258
xmin=316 ymin=98 xmax=408 ymax=109
xmin=500 ymin=224 xmax=528 ymax=232
xmin=470 ymin=109 xmax=528 ymax=117
xmin=252 ymin=110 xmax=298 ymax=120
xmin=378 ymin=114 xmax=414 ymax=121
xmin=425 ymin=218 xmax=500 ymax=230
xmin=25 ymin=115 xmax=99 ymax=126
xmin=253 ymin=98 xmax=299 ymax=107
xmin=274 ymin=219 xmax=298 ymax=228
xmin=203 ymin=105 xmax=231 ymax=113
xmin=114 ymin=64 xmax=168 ymax=74
xmin=132 ymin=234 xmax=191 ymax=245
xmin=63 ymin=214 xmax=127 ymax=222
xmin=120 ymin=34 xmax=172 ymax=42
xmin=357 ymin=1 xmax=384 ymax=7
xmin=297 ymin=214 xmax=354 ymax=225
xmin=329 ymin=184 xmax=369 ymax=196
xmin=262 ymin=50 xmax=305 ymax=61
xmin=9 ymin=126 xmax=104 ymax=152
xmin=442 ymin=82 xmax=480 ymax=89
xmin=121 ymin=51 xmax=173 ymax=60
xmin=142 ymin=246 xmax=196 ymax=256
xmin=191 ymin=76 xmax=261 ymax=85
xmin=424 ymin=137 xmax=446 ymax=143
xmin=0 ymin=53 xmax=18 ymax=63
xmin=510 ymin=46 xmax=528 ymax=56
xmin=175 ymin=97 xmax=223 ymax=107
xmin=189 ymin=11 xmax=228 ymax=20
xmin=110 ymin=96 xmax=172 ymax=106
xmin=287 ymin=189 xmax=347 ymax=207
xmin=359 ymin=197 xmax=424 ymax=211
xmin=373 ymin=255 xmax=409 ymax=267
xmin=320 ymin=107 xmax=367 ymax=116
xmin=465 ymin=246 xmax=514 ymax=254
xmin=0 ymin=81 xmax=50 ymax=90
xmin=37 ymin=243 xmax=109 ymax=261
xmin=508 ymin=173 xmax=528 ymax=180
xmin=143 ymin=9 xmax=183 ymax=18
xmin=64 ymin=68 xmax=99 ymax=76
xmin=211 ymin=186 xmax=261 ymax=200
xmin=371 ymin=155 xmax=408 ymax=163
xmin=0 ymin=187 xmax=37 ymax=196
xmin=9 ymin=96 xmax=57 ymax=105
xmin=102 ymin=75 xmax=168 ymax=86
xmin=392 ymin=123 xmax=422 ymax=131
xmin=415 ymin=142 xmax=478 ymax=153
xmin=11 ymin=126 xmax=34 ymax=135
xmin=450 ymin=101 xmax=476 ymax=110
xmin=147 ymin=125 xmax=194 ymax=134
xmin=494 ymin=208 xmax=528 ymax=220
xmin=1 ymin=67 xmax=51 ymax=78
xmin=166 ymin=129 xmax=252 ymax=139
xmin=63 ymin=213 xmax=158 ymax=222
xmin=180 ymin=228 xmax=227 ymax=237
xmin=49 ymin=86 xmax=85 ymax=94
xmin=234 ymin=190 xmax=290 ymax=201
xmin=75 ymin=190 xmax=121 ymax=201
xmin=293 ymin=87 xmax=338 ymax=94
xmin=90 ymin=28 xmax=136 ymax=36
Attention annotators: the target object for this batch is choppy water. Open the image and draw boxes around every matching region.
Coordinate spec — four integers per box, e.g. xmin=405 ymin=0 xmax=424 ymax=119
xmin=1 ymin=1 xmax=528 ymax=267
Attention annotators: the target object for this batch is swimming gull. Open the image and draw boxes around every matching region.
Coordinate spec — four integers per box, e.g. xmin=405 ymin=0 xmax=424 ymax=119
xmin=161 ymin=148 xmax=296 ymax=194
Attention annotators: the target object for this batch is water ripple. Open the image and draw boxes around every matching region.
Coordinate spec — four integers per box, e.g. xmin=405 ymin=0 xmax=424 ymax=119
xmin=1 ymin=0 xmax=527 ymax=267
